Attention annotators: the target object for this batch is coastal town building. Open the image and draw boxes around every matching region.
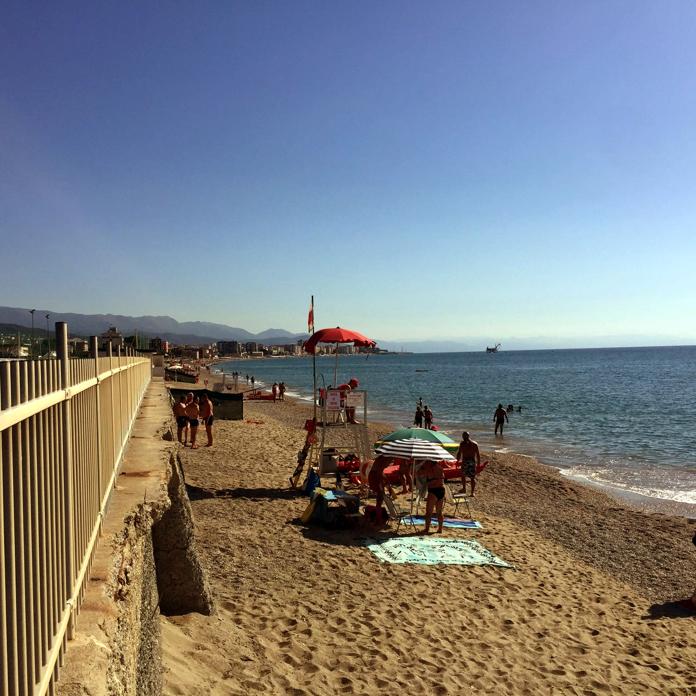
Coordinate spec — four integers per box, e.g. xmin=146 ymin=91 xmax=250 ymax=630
xmin=150 ymin=337 xmax=170 ymax=353
xmin=168 ymin=345 xmax=200 ymax=360
xmin=100 ymin=326 xmax=124 ymax=351
xmin=0 ymin=343 xmax=29 ymax=358
xmin=69 ymin=337 xmax=89 ymax=356
xmin=217 ymin=340 xmax=241 ymax=355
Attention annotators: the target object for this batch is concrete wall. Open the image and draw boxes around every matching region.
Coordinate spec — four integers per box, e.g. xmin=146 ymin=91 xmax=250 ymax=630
xmin=56 ymin=380 xmax=213 ymax=696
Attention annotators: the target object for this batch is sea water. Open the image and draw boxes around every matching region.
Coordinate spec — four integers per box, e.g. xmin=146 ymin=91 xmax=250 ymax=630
xmin=218 ymin=346 xmax=696 ymax=506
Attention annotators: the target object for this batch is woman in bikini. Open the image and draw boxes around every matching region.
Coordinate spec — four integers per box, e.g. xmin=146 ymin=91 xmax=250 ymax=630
xmin=421 ymin=459 xmax=445 ymax=534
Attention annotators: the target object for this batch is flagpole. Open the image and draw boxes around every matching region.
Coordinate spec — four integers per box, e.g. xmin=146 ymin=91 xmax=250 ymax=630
xmin=311 ymin=295 xmax=317 ymax=423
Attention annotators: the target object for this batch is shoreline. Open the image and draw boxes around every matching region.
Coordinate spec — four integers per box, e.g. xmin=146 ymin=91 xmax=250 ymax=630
xmin=213 ymin=373 xmax=696 ymax=520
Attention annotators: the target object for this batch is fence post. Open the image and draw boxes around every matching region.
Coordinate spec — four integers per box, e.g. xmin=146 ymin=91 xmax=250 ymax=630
xmin=1 ymin=361 xmax=19 ymax=695
xmin=117 ymin=346 xmax=123 ymax=447
xmin=90 ymin=338 xmax=102 ymax=529
xmin=56 ymin=322 xmax=75 ymax=639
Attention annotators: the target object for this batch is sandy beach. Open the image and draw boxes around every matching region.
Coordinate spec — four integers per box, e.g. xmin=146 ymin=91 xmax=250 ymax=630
xmin=160 ymin=394 xmax=695 ymax=695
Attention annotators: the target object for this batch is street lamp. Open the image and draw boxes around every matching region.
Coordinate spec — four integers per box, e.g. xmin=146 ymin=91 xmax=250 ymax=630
xmin=29 ymin=309 xmax=36 ymax=359
xmin=45 ymin=313 xmax=51 ymax=358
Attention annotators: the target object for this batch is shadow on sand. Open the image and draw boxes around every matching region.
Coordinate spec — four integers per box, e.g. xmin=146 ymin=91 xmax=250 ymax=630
xmin=297 ymin=523 xmax=421 ymax=548
xmin=186 ymin=483 xmax=303 ymax=502
xmin=643 ymin=599 xmax=696 ymax=621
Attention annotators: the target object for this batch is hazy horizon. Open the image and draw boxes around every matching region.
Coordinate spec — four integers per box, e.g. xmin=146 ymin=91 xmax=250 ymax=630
xmin=1 ymin=303 xmax=693 ymax=353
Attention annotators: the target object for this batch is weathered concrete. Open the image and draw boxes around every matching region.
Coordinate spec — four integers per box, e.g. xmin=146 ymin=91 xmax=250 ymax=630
xmin=56 ymin=378 xmax=212 ymax=696
xmin=153 ymin=458 xmax=214 ymax=616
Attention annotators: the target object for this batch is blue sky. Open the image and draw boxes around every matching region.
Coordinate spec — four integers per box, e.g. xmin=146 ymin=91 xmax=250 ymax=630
xmin=1 ymin=1 xmax=695 ymax=347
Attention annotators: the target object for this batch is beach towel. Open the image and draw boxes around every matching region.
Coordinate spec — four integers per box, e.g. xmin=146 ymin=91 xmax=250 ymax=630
xmin=364 ymin=537 xmax=512 ymax=567
xmin=404 ymin=516 xmax=482 ymax=529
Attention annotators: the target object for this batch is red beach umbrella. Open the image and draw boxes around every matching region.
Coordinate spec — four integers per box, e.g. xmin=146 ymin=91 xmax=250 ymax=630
xmin=303 ymin=327 xmax=376 ymax=354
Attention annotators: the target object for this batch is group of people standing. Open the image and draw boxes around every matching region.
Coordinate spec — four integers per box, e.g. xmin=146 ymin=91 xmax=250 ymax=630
xmin=414 ymin=398 xmax=434 ymax=429
xmin=172 ymin=392 xmax=214 ymax=448
xmin=271 ymin=382 xmax=286 ymax=401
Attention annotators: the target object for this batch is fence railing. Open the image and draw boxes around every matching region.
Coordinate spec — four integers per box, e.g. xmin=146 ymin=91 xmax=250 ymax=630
xmin=0 ymin=323 xmax=151 ymax=696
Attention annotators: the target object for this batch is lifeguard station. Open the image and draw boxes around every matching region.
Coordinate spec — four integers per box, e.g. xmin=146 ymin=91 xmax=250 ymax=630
xmin=311 ymin=386 xmax=372 ymax=480
xmin=289 ymin=322 xmax=377 ymax=489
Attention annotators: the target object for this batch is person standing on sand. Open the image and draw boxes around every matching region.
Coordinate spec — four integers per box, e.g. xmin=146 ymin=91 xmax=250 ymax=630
xmin=397 ymin=458 xmax=412 ymax=495
xmin=272 ymin=383 xmax=278 ymax=402
xmin=173 ymin=395 xmax=189 ymax=444
xmin=494 ymin=403 xmax=508 ymax=436
xmin=185 ymin=394 xmax=200 ymax=449
xmin=279 ymin=382 xmax=286 ymax=401
xmin=199 ymin=393 xmax=214 ymax=447
xmin=367 ymin=455 xmax=391 ymax=522
xmin=420 ymin=459 xmax=445 ymax=534
xmin=456 ymin=431 xmax=481 ymax=497
xmin=414 ymin=404 xmax=423 ymax=427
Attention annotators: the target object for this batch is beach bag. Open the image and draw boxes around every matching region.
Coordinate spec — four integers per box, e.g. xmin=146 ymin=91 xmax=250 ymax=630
xmin=304 ymin=469 xmax=321 ymax=496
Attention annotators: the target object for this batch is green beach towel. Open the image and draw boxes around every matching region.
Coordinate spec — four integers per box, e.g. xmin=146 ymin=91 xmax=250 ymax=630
xmin=364 ymin=537 xmax=512 ymax=567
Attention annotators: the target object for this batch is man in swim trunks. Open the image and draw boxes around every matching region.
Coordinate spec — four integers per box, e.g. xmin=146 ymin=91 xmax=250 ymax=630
xmin=494 ymin=403 xmax=508 ymax=436
xmin=420 ymin=459 xmax=445 ymax=534
xmin=199 ymin=393 xmax=214 ymax=447
xmin=424 ymin=405 xmax=433 ymax=430
xmin=184 ymin=393 xmax=200 ymax=449
xmin=456 ymin=431 xmax=481 ymax=497
xmin=172 ymin=394 xmax=189 ymax=444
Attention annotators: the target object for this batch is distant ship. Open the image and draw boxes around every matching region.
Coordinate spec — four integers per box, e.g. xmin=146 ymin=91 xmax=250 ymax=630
xmin=486 ymin=343 xmax=501 ymax=353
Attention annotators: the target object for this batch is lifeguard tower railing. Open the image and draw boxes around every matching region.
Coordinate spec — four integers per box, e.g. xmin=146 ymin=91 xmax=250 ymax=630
xmin=313 ymin=388 xmax=372 ymax=476
xmin=0 ymin=322 xmax=151 ymax=696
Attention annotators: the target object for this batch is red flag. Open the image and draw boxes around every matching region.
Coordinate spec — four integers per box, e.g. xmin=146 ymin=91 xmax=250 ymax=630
xmin=307 ymin=297 xmax=314 ymax=334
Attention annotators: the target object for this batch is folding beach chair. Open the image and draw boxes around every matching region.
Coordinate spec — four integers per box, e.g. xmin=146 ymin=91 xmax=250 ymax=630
xmin=445 ymin=483 xmax=473 ymax=519
xmin=383 ymin=495 xmax=415 ymax=533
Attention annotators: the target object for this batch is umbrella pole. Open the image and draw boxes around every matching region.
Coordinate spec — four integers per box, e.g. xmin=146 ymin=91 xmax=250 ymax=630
xmin=334 ymin=342 xmax=338 ymax=387
xmin=410 ymin=459 xmax=416 ymax=518
xmin=312 ymin=351 xmax=317 ymax=423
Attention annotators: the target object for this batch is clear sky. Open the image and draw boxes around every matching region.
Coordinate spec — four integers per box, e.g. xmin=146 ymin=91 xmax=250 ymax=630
xmin=2 ymin=1 xmax=695 ymax=347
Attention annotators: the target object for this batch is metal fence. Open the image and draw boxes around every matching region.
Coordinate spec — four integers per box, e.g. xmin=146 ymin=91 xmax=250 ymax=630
xmin=0 ymin=323 xmax=151 ymax=696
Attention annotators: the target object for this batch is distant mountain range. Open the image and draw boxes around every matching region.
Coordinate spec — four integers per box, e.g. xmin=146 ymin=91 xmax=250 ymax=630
xmin=0 ymin=306 xmax=307 ymax=346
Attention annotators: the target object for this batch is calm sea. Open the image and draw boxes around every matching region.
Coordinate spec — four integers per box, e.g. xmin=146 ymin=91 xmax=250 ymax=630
xmin=217 ymin=346 xmax=696 ymax=506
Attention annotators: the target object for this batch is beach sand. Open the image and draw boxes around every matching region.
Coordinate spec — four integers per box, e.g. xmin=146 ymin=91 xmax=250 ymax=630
xmin=160 ymin=397 xmax=695 ymax=695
